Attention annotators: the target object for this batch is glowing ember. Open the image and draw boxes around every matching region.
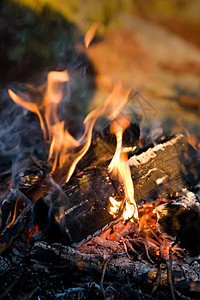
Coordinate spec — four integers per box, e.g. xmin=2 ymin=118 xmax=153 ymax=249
xmin=108 ymin=116 xmax=138 ymax=221
xmin=84 ymin=23 xmax=99 ymax=48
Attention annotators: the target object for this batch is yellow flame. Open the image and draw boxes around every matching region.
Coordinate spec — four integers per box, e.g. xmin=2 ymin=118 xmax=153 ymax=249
xmin=7 ymin=197 xmax=19 ymax=228
xmin=8 ymin=70 xmax=69 ymax=142
xmin=64 ymin=82 xmax=130 ymax=183
xmin=8 ymin=71 xmax=130 ymax=184
xmin=109 ymin=196 xmax=122 ymax=217
xmin=108 ymin=117 xmax=138 ymax=221
xmin=84 ymin=23 xmax=99 ymax=49
xmin=8 ymin=89 xmax=46 ymax=139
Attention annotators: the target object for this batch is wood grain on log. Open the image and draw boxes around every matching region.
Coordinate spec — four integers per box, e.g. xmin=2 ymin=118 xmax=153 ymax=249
xmin=130 ymin=134 xmax=200 ymax=202
xmin=30 ymin=241 xmax=200 ymax=291
xmin=41 ymin=134 xmax=200 ymax=246
xmin=0 ymin=206 xmax=31 ymax=254
xmin=42 ymin=168 xmax=124 ymax=247
xmin=77 ymin=122 xmax=140 ymax=170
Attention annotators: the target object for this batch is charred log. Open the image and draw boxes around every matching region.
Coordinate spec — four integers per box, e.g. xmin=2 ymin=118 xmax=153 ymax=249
xmin=39 ymin=168 xmax=124 ymax=247
xmin=30 ymin=241 xmax=200 ymax=292
xmin=154 ymin=190 xmax=200 ymax=256
xmin=130 ymin=134 xmax=200 ymax=202
xmin=0 ymin=206 xmax=31 ymax=254
xmin=76 ymin=122 xmax=140 ymax=170
xmin=37 ymin=134 xmax=200 ymax=247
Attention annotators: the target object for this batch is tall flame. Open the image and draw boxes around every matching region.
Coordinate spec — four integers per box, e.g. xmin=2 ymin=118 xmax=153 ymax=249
xmin=8 ymin=71 xmax=130 ymax=184
xmin=8 ymin=70 xmax=69 ymax=141
xmin=108 ymin=116 xmax=138 ymax=221
xmin=84 ymin=23 xmax=99 ymax=49
xmin=60 ymin=81 xmax=131 ymax=183
xmin=7 ymin=196 xmax=19 ymax=229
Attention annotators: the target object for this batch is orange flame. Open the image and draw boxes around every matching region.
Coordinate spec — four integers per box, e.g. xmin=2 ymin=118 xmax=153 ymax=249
xmin=8 ymin=70 xmax=69 ymax=141
xmin=8 ymin=73 xmax=130 ymax=184
xmin=109 ymin=196 xmax=122 ymax=218
xmin=63 ymin=81 xmax=131 ymax=183
xmin=108 ymin=117 xmax=138 ymax=221
xmin=7 ymin=197 xmax=19 ymax=228
xmin=84 ymin=23 xmax=99 ymax=48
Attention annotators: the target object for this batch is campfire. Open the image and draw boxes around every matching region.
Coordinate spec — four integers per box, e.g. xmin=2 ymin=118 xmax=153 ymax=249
xmin=0 ymin=26 xmax=200 ymax=300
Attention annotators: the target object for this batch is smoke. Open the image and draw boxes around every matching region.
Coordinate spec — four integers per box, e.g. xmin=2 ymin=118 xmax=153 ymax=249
xmin=0 ymin=87 xmax=44 ymax=187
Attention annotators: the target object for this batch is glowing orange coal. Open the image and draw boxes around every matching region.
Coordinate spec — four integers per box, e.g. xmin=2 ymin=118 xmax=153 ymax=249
xmin=108 ymin=116 xmax=138 ymax=222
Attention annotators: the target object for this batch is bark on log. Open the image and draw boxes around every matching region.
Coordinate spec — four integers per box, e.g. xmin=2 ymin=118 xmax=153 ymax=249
xmin=130 ymin=134 xmax=200 ymax=202
xmin=40 ymin=134 xmax=200 ymax=246
xmin=154 ymin=190 xmax=200 ymax=256
xmin=30 ymin=241 xmax=200 ymax=291
xmin=0 ymin=206 xmax=31 ymax=254
xmin=40 ymin=168 xmax=124 ymax=246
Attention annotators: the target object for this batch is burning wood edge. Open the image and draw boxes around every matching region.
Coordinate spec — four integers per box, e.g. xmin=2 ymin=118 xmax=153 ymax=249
xmin=0 ymin=206 xmax=31 ymax=255
xmin=30 ymin=241 xmax=200 ymax=292
xmin=40 ymin=133 xmax=200 ymax=247
xmin=130 ymin=133 xmax=200 ymax=203
xmin=154 ymin=189 xmax=200 ymax=256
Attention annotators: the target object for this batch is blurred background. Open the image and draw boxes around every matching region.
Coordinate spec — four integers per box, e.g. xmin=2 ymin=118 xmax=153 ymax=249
xmin=1 ymin=0 xmax=200 ymax=146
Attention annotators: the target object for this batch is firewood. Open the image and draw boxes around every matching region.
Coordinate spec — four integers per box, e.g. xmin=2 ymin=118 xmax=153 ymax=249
xmin=30 ymin=241 xmax=200 ymax=291
xmin=76 ymin=122 xmax=140 ymax=170
xmin=39 ymin=134 xmax=200 ymax=247
xmin=39 ymin=168 xmax=124 ymax=247
xmin=154 ymin=190 xmax=200 ymax=256
xmin=130 ymin=134 xmax=200 ymax=202
xmin=0 ymin=206 xmax=31 ymax=254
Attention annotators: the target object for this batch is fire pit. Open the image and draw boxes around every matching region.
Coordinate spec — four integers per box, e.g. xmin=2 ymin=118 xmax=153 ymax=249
xmin=0 ymin=21 xmax=200 ymax=300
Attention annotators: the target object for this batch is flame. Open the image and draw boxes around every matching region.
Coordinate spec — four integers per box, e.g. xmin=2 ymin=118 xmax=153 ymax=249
xmin=7 ymin=196 xmax=19 ymax=228
xmin=176 ymin=119 xmax=198 ymax=151
xmin=84 ymin=23 xmax=99 ymax=48
xmin=8 ymin=73 xmax=130 ymax=184
xmin=109 ymin=196 xmax=122 ymax=217
xmin=108 ymin=116 xmax=138 ymax=221
xmin=63 ymin=81 xmax=130 ymax=183
xmin=8 ymin=70 xmax=69 ymax=141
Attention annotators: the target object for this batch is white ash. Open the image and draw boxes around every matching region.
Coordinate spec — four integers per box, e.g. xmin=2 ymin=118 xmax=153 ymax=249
xmin=129 ymin=134 xmax=183 ymax=167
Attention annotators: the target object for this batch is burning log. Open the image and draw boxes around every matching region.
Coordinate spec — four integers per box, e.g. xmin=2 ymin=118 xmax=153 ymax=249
xmin=38 ymin=168 xmax=124 ymax=246
xmin=30 ymin=241 xmax=200 ymax=293
xmin=39 ymin=133 xmax=200 ymax=247
xmin=130 ymin=133 xmax=200 ymax=202
xmin=154 ymin=190 xmax=200 ymax=256
xmin=0 ymin=205 xmax=31 ymax=255
xmin=76 ymin=122 xmax=140 ymax=170
xmin=0 ymin=189 xmax=34 ymax=254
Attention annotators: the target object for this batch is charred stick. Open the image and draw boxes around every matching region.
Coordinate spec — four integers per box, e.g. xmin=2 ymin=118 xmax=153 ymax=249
xmin=168 ymin=248 xmax=176 ymax=300
xmin=144 ymin=242 xmax=155 ymax=264
xmin=151 ymin=264 xmax=162 ymax=295
xmin=0 ymin=206 xmax=31 ymax=255
xmin=124 ymin=238 xmax=141 ymax=260
xmin=30 ymin=241 xmax=155 ymax=282
xmin=100 ymin=252 xmax=126 ymax=297
xmin=120 ymin=237 xmax=132 ymax=260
